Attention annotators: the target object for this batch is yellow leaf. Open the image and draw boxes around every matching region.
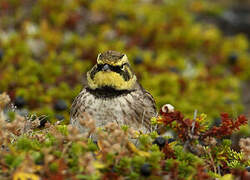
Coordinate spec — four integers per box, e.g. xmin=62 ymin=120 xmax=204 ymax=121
xmin=168 ymin=141 xmax=177 ymax=148
xmin=137 ymin=151 xmax=150 ymax=157
xmin=127 ymin=142 xmax=150 ymax=157
xmin=97 ymin=140 xmax=104 ymax=150
xmin=219 ymin=174 xmax=233 ymax=180
xmin=13 ymin=172 xmax=40 ymax=180
xmin=93 ymin=162 xmax=106 ymax=169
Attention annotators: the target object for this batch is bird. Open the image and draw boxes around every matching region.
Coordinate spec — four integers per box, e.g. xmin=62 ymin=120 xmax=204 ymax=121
xmin=70 ymin=50 xmax=157 ymax=134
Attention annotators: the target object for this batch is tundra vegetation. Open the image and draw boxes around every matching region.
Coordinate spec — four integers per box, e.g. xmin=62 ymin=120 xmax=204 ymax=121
xmin=0 ymin=0 xmax=250 ymax=179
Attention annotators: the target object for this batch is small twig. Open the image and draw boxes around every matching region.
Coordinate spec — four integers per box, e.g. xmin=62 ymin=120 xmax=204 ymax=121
xmin=184 ymin=110 xmax=198 ymax=152
xmin=62 ymin=141 xmax=72 ymax=156
xmin=208 ymin=150 xmax=217 ymax=173
xmin=217 ymin=165 xmax=221 ymax=175
xmin=191 ymin=109 xmax=197 ymax=134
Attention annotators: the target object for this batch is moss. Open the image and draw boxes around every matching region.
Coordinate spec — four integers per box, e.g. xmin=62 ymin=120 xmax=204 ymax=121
xmin=49 ymin=162 xmax=59 ymax=172
xmin=4 ymin=154 xmax=24 ymax=169
xmin=0 ymin=101 xmax=249 ymax=179
xmin=16 ymin=137 xmax=41 ymax=151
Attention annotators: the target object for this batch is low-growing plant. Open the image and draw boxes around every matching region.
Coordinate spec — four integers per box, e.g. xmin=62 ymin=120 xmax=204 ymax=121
xmin=0 ymin=93 xmax=249 ymax=179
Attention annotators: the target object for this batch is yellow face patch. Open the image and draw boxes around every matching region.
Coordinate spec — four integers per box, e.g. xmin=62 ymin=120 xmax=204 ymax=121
xmin=87 ymin=71 xmax=136 ymax=90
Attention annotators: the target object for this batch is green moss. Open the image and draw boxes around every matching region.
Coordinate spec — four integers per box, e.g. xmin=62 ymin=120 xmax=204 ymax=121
xmin=4 ymin=154 xmax=24 ymax=169
xmin=49 ymin=162 xmax=59 ymax=172
xmin=16 ymin=137 xmax=41 ymax=151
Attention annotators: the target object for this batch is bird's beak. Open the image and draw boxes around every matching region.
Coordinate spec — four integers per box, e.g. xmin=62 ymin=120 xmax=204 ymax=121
xmin=102 ymin=64 xmax=110 ymax=71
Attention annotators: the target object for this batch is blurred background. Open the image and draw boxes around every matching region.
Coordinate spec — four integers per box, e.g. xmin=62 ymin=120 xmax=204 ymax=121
xmin=0 ymin=0 xmax=249 ymax=135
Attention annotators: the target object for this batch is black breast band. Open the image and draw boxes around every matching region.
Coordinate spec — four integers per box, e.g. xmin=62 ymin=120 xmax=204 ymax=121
xmin=86 ymin=86 xmax=134 ymax=98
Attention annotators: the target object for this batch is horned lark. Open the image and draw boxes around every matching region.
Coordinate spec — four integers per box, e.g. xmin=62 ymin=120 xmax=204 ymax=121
xmin=70 ymin=50 xmax=156 ymax=133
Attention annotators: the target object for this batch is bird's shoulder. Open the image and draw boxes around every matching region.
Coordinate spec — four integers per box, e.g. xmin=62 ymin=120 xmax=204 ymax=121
xmin=70 ymin=88 xmax=87 ymax=117
xmin=134 ymin=82 xmax=157 ymax=112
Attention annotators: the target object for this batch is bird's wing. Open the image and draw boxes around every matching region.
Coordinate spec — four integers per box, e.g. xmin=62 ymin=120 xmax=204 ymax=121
xmin=70 ymin=88 xmax=94 ymax=135
xmin=136 ymin=82 xmax=157 ymax=130
xmin=70 ymin=89 xmax=86 ymax=123
xmin=71 ymin=73 xmax=88 ymax=120
xmin=137 ymin=83 xmax=157 ymax=112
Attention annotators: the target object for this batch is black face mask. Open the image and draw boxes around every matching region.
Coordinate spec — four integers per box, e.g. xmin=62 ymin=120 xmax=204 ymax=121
xmin=93 ymin=63 xmax=130 ymax=81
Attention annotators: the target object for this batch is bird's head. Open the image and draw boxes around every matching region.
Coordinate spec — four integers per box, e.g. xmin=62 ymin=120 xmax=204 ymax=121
xmin=87 ymin=50 xmax=137 ymax=90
